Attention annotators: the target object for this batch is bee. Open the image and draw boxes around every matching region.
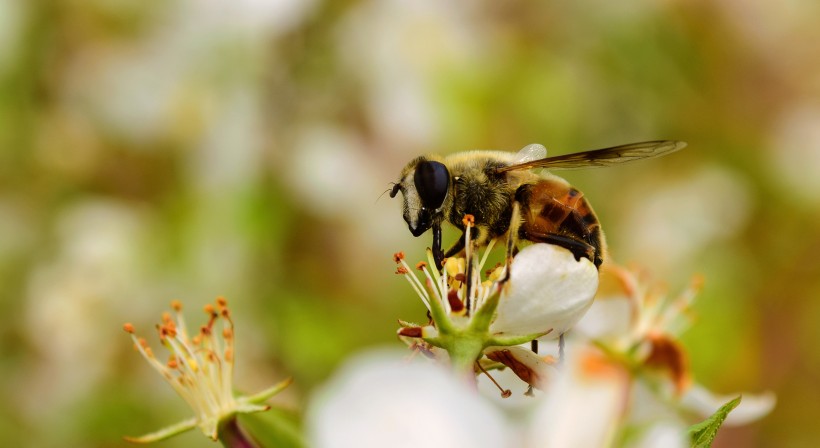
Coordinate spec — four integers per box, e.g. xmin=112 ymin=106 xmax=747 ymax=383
xmin=390 ymin=140 xmax=685 ymax=269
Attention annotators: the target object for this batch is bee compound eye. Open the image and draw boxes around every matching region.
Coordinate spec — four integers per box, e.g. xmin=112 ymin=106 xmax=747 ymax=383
xmin=414 ymin=161 xmax=450 ymax=210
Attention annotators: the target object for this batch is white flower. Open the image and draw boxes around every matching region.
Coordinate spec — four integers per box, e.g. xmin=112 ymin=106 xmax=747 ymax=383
xmin=491 ymin=243 xmax=598 ymax=338
xmin=308 ymin=350 xmax=511 ymax=448
xmin=393 ymin=216 xmax=599 ymax=383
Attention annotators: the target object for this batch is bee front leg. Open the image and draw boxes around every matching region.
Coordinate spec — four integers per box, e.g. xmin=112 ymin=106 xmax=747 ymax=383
xmin=432 ymin=223 xmax=445 ymax=268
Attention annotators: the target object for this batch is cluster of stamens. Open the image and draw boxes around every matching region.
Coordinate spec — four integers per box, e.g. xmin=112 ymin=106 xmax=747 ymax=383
xmin=393 ymin=216 xmax=502 ymax=330
xmin=123 ymin=297 xmax=241 ymax=440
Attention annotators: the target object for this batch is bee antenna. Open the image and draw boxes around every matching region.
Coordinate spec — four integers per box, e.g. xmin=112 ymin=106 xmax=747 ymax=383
xmin=376 ymin=183 xmax=397 ymax=204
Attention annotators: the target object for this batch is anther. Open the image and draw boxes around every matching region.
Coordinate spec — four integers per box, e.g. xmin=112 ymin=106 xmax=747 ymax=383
xmin=398 ymin=327 xmax=423 ymax=338
xmin=123 ymin=323 xmax=135 ymax=334
xmin=462 ymin=214 xmax=475 ymax=227
xmin=170 ymin=300 xmax=182 ymax=312
xmin=393 ymin=252 xmax=405 ymax=263
xmin=415 ymin=261 xmax=427 ymax=271
xmin=447 ymin=290 xmax=464 ymax=313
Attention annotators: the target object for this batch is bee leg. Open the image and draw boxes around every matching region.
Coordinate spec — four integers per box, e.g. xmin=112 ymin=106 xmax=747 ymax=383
xmin=501 ymin=202 xmax=523 ymax=284
xmin=432 ymin=223 xmax=445 ymax=268
xmin=442 ymin=234 xmax=466 ymax=261
xmin=521 ymin=230 xmax=596 ymax=266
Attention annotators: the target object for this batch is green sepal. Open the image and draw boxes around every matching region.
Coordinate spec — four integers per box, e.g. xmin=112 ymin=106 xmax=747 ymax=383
xmin=688 ymin=396 xmax=741 ymax=448
xmin=123 ymin=417 xmax=198 ymax=443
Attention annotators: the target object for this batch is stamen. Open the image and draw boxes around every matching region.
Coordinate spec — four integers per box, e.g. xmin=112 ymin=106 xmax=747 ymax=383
xmin=123 ymin=323 xmax=135 ymax=334
xmin=393 ymin=252 xmax=405 ymax=263
xmin=476 ymin=361 xmax=511 ymax=398
xmin=447 ymin=289 xmax=465 ymax=314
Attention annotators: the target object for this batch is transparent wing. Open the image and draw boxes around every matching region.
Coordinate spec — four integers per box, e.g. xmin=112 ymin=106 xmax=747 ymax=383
xmin=495 ymin=140 xmax=686 ymax=173
xmin=512 ymin=143 xmax=547 ymax=164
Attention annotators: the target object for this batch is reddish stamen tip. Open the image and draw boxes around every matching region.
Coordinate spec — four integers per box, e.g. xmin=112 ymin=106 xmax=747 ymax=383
xmin=170 ymin=300 xmax=183 ymax=312
xmin=203 ymin=304 xmax=216 ymax=315
xmin=123 ymin=323 xmax=135 ymax=334
xmin=216 ymin=296 xmax=227 ymax=308
xmin=462 ymin=214 xmax=475 ymax=227
xmin=395 ymin=266 xmax=409 ymax=274
xmin=415 ymin=261 xmax=427 ymax=271
xmin=398 ymin=327 xmax=423 ymax=338
xmin=447 ymin=289 xmax=464 ymax=312
xmin=393 ymin=252 xmax=405 ymax=263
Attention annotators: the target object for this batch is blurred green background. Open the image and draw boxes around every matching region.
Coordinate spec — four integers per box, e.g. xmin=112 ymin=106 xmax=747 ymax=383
xmin=1 ymin=0 xmax=819 ymax=446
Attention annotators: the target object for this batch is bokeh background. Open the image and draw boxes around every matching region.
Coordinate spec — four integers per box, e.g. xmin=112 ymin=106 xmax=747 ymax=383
xmin=1 ymin=0 xmax=819 ymax=446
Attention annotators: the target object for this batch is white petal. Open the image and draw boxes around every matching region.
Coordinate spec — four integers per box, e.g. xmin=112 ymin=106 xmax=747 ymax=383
xmin=491 ymin=244 xmax=598 ymax=338
xmin=681 ymin=384 xmax=776 ymax=426
xmin=308 ymin=349 xmax=511 ymax=448
xmin=527 ymin=344 xmax=629 ymax=447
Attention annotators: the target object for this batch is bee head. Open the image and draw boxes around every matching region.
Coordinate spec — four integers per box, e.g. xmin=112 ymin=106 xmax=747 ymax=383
xmin=394 ymin=157 xmax=450 ymax=237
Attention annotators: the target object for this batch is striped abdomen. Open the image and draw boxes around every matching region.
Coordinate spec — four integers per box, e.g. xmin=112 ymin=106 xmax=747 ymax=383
xmin=515 ymin=179 xmax=605 ymax=268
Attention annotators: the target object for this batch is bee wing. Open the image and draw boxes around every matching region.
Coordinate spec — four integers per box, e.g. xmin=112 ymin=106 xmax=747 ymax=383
xmin=513 ymin=143 xmax=548 ymax=164
xmin=496 ymin=140 xmax=686 ymax=173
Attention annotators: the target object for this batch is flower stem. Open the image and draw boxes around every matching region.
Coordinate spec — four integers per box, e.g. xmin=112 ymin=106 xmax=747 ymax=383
xmin=218 ymin=416 xmax=260 ymax=448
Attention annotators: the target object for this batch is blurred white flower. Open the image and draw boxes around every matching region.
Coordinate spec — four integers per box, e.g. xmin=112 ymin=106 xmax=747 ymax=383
xmin=308 ymin=350 xmax=512 ymax=448
xmin=768 ymin=103 xmax=820 ymax=204
xmin=527 ymin=344 xmax=633 ymax=448
xmin=616 ymin=166 xmax=752 ymax=275
xmin=23 ymin=200 xmax=150 ymax=415
xmin=336 ymin=0 xmax=481 ymax=148
xmin=576 ymin=264 xmax=775 ymax=431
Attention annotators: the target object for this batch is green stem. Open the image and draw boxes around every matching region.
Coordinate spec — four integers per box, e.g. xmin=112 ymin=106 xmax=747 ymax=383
xmin=447 ymin=335 xmax=485 ymax=375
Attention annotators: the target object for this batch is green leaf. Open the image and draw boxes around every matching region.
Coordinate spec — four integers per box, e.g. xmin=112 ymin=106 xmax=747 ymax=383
xmin=688 ymin=395 xmax=741 ymax=448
